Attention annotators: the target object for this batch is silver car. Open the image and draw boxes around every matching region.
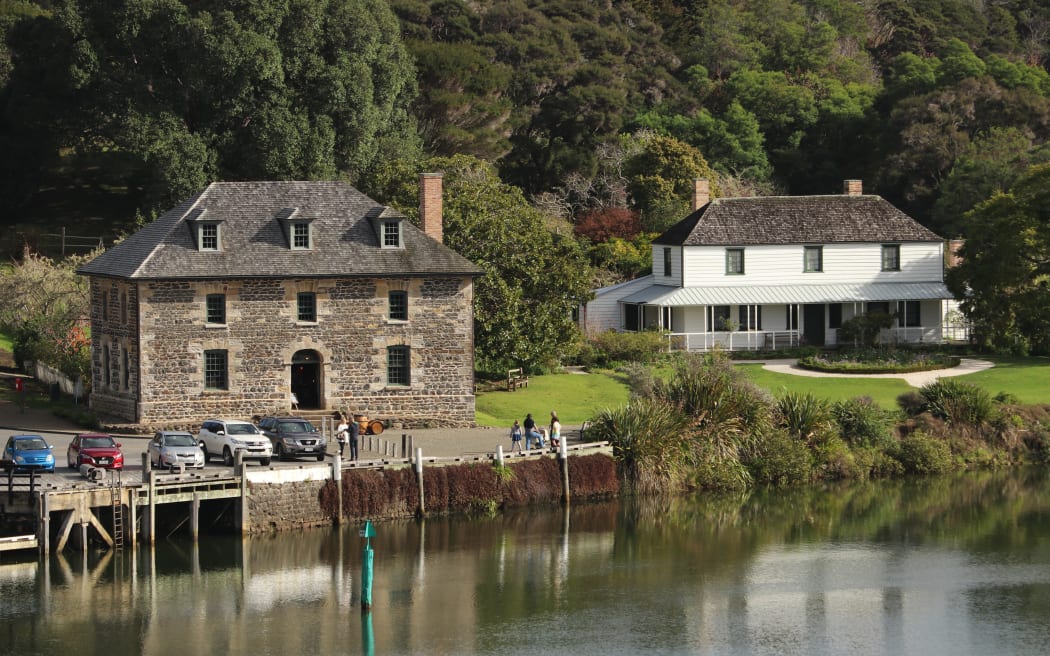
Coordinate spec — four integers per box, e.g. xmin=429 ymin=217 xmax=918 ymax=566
xmin=149 ymin=431 xmax=205 ymax=470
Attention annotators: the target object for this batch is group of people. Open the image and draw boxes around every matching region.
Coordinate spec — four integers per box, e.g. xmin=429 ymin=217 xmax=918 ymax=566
xmin=335 ymin=411 xmax=360 ymax=461
xmin=509 ymin=411 xmax=561 ymax=453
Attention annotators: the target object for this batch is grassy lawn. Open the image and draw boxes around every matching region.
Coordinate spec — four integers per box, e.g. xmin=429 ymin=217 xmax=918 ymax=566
xmin=475 ymin=356 xmax=1050 ymax=426
xmin=736 ymin=364 xmax=913 ymax=408
xmin=475 ymin=372 xmax=630 ymax=427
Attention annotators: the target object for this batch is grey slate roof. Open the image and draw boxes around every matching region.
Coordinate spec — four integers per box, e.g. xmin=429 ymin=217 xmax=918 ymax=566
xmin=77 ymin=181 xmax=484 ymax=280
xmin=654 ymin=194 xmax=944 ymax=246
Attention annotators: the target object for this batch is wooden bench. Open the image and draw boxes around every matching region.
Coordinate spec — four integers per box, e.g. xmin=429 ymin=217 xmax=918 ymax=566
xmin=507 ymin=367 xmax=529 ymax=391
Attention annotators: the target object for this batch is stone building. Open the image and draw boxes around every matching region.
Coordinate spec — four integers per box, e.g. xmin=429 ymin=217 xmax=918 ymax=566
xmin=77 ymin=175 xmax=483 ymax=427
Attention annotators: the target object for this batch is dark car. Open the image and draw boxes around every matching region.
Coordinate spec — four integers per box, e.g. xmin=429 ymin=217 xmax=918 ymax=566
xmin=67 ymin=433 xmax=124 ymax=470
xmin=3 ymin=434 xmax=56 ymax=473
xmin=257 ymin=416 xmax=327 ymax=461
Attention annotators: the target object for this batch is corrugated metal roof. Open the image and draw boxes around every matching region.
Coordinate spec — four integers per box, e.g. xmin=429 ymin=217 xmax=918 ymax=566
xmin=620 ymin=282 xmax=953 ymax=306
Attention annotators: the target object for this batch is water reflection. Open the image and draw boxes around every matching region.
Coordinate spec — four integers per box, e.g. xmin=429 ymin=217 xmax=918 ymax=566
xmin=3 ymin=469 xmax=1050 ymax=654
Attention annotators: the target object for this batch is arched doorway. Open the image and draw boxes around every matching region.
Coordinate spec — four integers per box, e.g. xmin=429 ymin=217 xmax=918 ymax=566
xmin=291 ymin=350 xmax=322 ymax=410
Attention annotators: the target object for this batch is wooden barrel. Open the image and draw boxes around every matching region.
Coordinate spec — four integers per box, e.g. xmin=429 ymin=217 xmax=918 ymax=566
xmin=368 ymin=419 xmax=384 ymax=436
xmin=354 ymin=414 xmax=368 ymax=434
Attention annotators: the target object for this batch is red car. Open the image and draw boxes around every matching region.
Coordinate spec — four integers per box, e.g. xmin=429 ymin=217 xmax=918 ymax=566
xmin=67 ymin=433 xmax=124 ymax=470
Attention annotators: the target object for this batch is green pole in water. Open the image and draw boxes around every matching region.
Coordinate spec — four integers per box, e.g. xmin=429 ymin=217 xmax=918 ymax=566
xmin=360 ymin=520 xmax=376 ymax=611
xmin=361 ymin=610 xmax=375 ymax=656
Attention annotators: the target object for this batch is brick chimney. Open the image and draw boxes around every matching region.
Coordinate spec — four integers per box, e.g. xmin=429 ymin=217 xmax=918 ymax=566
xmin=947 ymin=239 xmax=965 ymax=268
xmin=420 ymin=172 xmax=443 ymax=244
xmin=843 ymin=179 xmax=863 ymax=196
xmin=692 ymin=178 xmax=710 ymax=211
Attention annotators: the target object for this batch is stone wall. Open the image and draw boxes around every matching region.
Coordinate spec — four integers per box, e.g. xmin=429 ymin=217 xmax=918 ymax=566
xmin=87 ymin=275 xmax=476 ymax=427
xmin=248 ymin=480 xmax=331 ymax=532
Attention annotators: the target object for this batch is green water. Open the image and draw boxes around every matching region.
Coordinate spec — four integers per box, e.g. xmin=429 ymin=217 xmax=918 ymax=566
xmin=3 ymin=469 xmax=1050 ymax=655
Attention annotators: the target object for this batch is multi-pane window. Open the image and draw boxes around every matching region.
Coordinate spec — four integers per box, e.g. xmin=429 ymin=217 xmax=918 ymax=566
xmin=738 ymin=305 xmax=762 ymax=330
xmin=297 ymin=292 xmax=317 ymax=322
xmin=708 ymin=305 xmax=731 ymax=331
xmin=204 ymin=350 xmax=228 ymax=390
xmin=881 ymin=244 xmax=900 ymax=271
xmin=383 ymin=221 xmax=401 ymax=248
xmin=725 ymin=248 xmax=745 ymax=275
xmin=804 ymin=246 xmax=823 ymax=272
xmin=663 ymin=247 xmax=672 ymax=277
xmin=389 ymin=290 xmax=408 ymax=321
xmin=206 ymin=294 xmax=226 ymax=324
xmin=387 ymin=346 xmax=410 ymax=385
xmin=292 ymin=222 xmax=311 ymax=249
xmin=898 ymin=300 xmax=921 ymax=327
xmin=201 ymin=224 xmax=219 ymax=251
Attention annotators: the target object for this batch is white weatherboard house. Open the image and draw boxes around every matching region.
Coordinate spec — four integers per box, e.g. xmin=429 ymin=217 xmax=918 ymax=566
xmin=581 ymin=180 xmax=960 ymax=350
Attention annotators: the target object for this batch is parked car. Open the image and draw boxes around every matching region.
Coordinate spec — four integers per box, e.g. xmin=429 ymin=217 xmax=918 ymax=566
xmin=67 ymin=433 xmax=124 ymax=470
xmin=2 ymin=434 xmax=56 ymax=473
xmin=197 ymin=419 xmax=272 ymax=466
xmin=148 ymin=431 xmax=205 ymax=470
xmin=257 ymin=416 xmax=327 ymax=461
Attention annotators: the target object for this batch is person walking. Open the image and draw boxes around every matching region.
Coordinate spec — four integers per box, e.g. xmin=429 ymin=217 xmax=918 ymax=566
xmin=510 ymin=419 xmax=523 ymax=453
xmin=523 ymin=413 xmax=537 ymax=450
xmin=549 ymin=411 xmax=561 ymax=450
xmin=348 ymin=413 xmax=360 ymax=461
xmin=335 ymin=412 xmax=350 ymax=459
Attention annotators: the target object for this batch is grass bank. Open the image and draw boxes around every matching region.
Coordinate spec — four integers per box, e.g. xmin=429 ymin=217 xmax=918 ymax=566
xmin=475 ymin=371 xmax=629 ymax=427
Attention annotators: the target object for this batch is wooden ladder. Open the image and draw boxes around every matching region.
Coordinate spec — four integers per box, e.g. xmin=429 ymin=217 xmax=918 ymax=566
xmin=110 ymin=470 xmax=124 ymax=551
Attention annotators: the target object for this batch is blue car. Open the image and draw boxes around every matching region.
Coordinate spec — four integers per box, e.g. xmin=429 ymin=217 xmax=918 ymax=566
xmin=3 ymin=434 xmax=56 ymax=473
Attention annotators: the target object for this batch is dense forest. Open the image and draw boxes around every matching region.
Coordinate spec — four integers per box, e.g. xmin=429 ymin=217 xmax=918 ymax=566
xmin=1 ymin=0 xmax=1049 ymax=364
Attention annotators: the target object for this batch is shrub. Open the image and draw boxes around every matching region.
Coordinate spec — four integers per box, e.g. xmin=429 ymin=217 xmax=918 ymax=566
xmin=812 ymin=435 xmax=863 ymax=480
xmin=585 ymin=329 xmax=667 ymax=367
xmin=919 ymin=379 xmax=995 ymax=426
xmin=777 ymin=391 xmax=835 ymax=443
xmin=897 ymin=390 xmax=926 ymax=416
xmin=892 ymin=430 xmax=953 ymax=474
xmin=747 ymin=431 xmax=814 ymax=486
xmin=832 ymin=397 xmax=893 ymax=448
xmin=836 ymin=311 xmax=896 ymax=347
xmin=690 ymin=439 xmax=752 ymax=491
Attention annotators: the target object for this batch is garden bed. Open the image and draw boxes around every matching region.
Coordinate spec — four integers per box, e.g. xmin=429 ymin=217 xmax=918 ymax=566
xmin=798 ymin=350 xmax=961 ymax=374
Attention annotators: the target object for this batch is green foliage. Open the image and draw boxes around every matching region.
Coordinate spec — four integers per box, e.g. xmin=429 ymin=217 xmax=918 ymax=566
xmin=892 ymin=430 xmax=953 ymax=475
xmin=747 ymin=431 xmax=814 ymax=486
xmin=776 ymin=391 xmax=834 ymax=443
xmin=580 ymin=329 xmax=667 ymax=368
xmin=0 ymin=248 xmax=92 ymax=379
xmin=588 ymin=397 xmax=693 ymax=494
xmin=835 ymin=312 xmax=896 ymax=348
xmin=919 ymin=379 xmax=995 ymax=426
xmin=799 ymin=349 xmax=960 ymax=374
xmin=832 ymin=397 xmax=894 ymax=448
xmin=623 ymin=133 xmax=719 ymax=232
xmin=2 ymin=0 xmax=420 ymax=214
xmin=364 ymin=154 xmax=592 ymax=375
xmin=947 ymin=163 xmax=1050 ymax=355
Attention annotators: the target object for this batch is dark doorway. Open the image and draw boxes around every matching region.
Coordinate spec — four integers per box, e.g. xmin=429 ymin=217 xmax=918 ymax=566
xmin=803 ymin=304 xmax=826 ymax=346
xmin=291 ymin=350 xmax=322 ymax=409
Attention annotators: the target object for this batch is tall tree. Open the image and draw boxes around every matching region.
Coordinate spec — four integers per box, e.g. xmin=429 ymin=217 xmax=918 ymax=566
xmin=1 ymin=0 xmax=420 ymax=216
xmin=362 ymin=154 xmax=593 ymax=374
xmin=946 ymin=163 xmax=1050 ymax=354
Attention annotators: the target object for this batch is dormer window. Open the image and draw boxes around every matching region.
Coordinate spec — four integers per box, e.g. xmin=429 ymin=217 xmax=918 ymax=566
xmin=291 ymin=222 xmax=311 ymax=250
xmin=199 ymin=223 xmax=221 ymax=251
xmin=276 ymin=208 xmax=315 ymax=250
xmin=383 ymin=221 xmax=402 ymax=248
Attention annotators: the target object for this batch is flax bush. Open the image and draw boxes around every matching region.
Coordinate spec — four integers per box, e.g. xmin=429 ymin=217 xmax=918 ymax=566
xmin=919 ymin=379 xmax=996 ymax=426
xmin=777 ymin=391 xmax=835 ymax=443
xmin=832 ymin=396 xmax=894 ymax=448
xmin=892 ymin=430 xmax=954 ymax=474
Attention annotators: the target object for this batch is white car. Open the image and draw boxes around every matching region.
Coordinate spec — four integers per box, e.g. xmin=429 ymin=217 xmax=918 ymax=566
xmin=197 ymin=419 xmax=273 ymax=466
xmin=149 ymin=431 xmax=205 ymax=470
